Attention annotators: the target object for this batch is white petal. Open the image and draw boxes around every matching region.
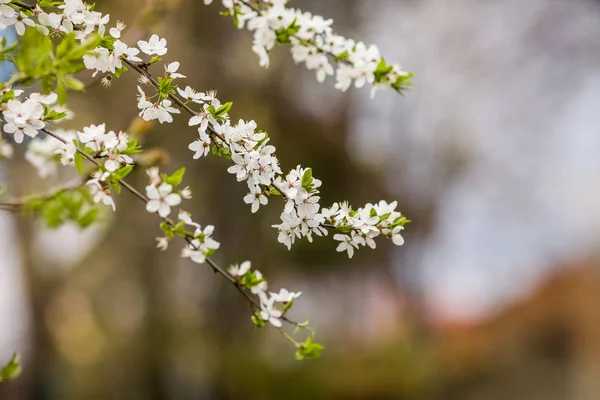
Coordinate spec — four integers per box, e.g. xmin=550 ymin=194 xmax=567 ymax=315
xmin=165 ymin=193 xmax=181 ymax=206
xmin=146 ymin=200 xmax=160 ymax=213
xmin=269 ymin=318 xmax=283 ymax=328
xmin=158 ymin=203 xmax=171 ymax=218
xmin=392 ymin=234 xmax=405 ymax=246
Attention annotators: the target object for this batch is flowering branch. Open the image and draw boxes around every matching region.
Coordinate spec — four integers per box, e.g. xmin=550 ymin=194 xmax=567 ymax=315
xmin=0 ymin=0 xmax=412 ymax=360
xmin=204 ymin=0 xmax=413 ymax=97
xmin=30 ymin=118 xmax=321 ymax=357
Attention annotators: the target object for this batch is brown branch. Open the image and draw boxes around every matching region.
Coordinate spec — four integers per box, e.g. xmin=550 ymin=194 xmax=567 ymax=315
xmin=11 ymin=2 xmax=35 ymax=11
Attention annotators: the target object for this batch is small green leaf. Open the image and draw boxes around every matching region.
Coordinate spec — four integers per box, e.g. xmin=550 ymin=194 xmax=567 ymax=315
xmin=165 ymin=167 xmax=185 ymax=186
xmin=111 ymin=165 xmax=134 ymax=181
xmin=78 ymin=208 xmax=99 ymax=228
xmin=64 ymin=76 xmax=85 ymax=91
xmin=215 ymin=102 xmax=232 ymax=117
xmin=206 ymin=105 xmax=216 ymax=117
xmin=0 ymin=89 xmax=15 ymax=104
xmin=295 ymin=336 xmax=324 ymax=360
xmin=74 ymin=152 xmax=85 ymax=175
xmin=251 ymin=311 xmax=266 ymax=328
xmin=56 ymin=79 xmax=67 ymax=105
xmin=269 ymin=186 xmax=281 ymax=196
xmin=0 ymin=353 xmax=22 ymax=382
xmin=301 ymin=168 xmax=313 ymax=188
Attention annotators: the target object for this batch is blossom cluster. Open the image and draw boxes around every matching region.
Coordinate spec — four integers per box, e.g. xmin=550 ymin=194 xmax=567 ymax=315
xmin=0 ymin=0 xmax=412 ymax=357
xmin=144 ymin=167 xmax=189 ymax=219
xmin=146 ymin=168 xmax=304 ymax=331
xmin=204 ymin=0 xmax=413 ymax=97
xmin=0 ymin=0 xmax=35 ymax=35
xmin=325 ymin=200 xmax=407 ymax=258
xmin=145 ymin=169 xmax=221 ymax=268
xmin=1 ymin=0 xmax=409 ymax=259
xmin=143 ymin=168 xmax=211 ymax=256
xmin=135 ymin=59 xmax=407 ymax=257
xmin=0 ymin=0 xmax=113 ymax=38
xmin=229 ymin=260 xmax=301 ymax=328
xmin=131 ymin=47 xmax=407 ymax=257
xmin=2 ymin=91 xmax=50 ymax=143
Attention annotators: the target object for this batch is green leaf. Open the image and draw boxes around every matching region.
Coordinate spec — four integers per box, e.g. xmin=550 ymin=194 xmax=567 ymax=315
xmin=215 ymin=102 xmax=232 ymax=117
xmin=38 ymin=0 xmax=63 ymax=7
xmin=295 ymin=336 xmax=324 ymax=360
xmin=334 ymin=50 xmax=349 ymax=62
xmin=0 ymin=353 xmax=21 ymax=382
xmin=111 ymin=165 xmax=134 ymax=181
xmin=251 ymin=311 xmax=266 ymax=328
xmin=157 ymin=76 xmax=176 ymax=99
xmin=56 ymin=33 xmax=77 ymax=59
xmin=206 ymin=105 xmax=216 ymax=117
xmin=100 ymin=36 xmax=117 ymax=51
xmin=63 ymin=76 xmax=85 ymax=92
xmin=393 ymin=216 xmax=410 ymax=226
xmin=15 ymin=29 xmax=53 ymax=79
xmin=240 ymin=270 xmax=265 ymax=289
xmin=56 ymin=79 xmax=67 ymax=105
xmin=121 ymin=140 xmax=142 ymax=155
xmin=374 ymin=58 xmax=394 ymax=81
xmin=44 ymin=108 xmax=68 ymax=121
xmin=164 ymin=167 xmax=185 ymax=186
xmin=0 ymin=89 xmax=15 ymax=104
xmin=64 ymin=34 xmax=102 ymax=60
xmin=391 ymin=72 xmax=414 ymax=94
xmin=301 ymin=168 xmax=313 ymax=188
xmin=114 ymin=65 xmax=127 ymax=78
xmin=74 ymin=152 xmax=85 ymax=176
xmin=78 ymin=208 xmax=99 ymax=228
xmin=40 ymin=74 xmax=57 ymax=95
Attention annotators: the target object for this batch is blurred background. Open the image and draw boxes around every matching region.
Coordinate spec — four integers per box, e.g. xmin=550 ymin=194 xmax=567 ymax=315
xmin=1 ymin=0 xmax=600 ymax=398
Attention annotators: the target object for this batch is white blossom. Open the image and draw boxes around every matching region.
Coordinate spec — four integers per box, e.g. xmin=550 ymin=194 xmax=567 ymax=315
xmin=258 ymin=292 xmax=283 ymax=328
xmin=177 ymin=86 xmax=205 ymax=104
xmin=271 ymin=288 xmax=301 ymax=303
xmin=2 ymin=98 xmax=45 ymax=143
xmin=165 ymin=62 xmax=185 ymax=79
xmin=228 ymin=260 xmax=251 ymax=278
xmin=156 ymin=236 xmax=170 ymax=251
xmin=87 ymin=173 xmax=116 ymax=211
xmin=137 ymin=34 xmax=167 ymax=56
xmin=146 ymin=183 xmax=182 ymax=218
xmin=243 ymin=184 xmax=267 ymax=213
xmin=55 ymin=141 xmax=77 ymax=166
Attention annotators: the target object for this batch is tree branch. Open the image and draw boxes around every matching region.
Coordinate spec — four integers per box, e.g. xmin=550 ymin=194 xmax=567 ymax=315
xmin=39 ymin=126 xmax=303 ymax=329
